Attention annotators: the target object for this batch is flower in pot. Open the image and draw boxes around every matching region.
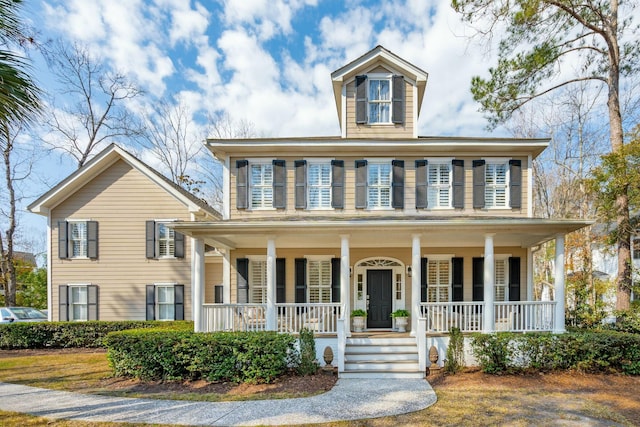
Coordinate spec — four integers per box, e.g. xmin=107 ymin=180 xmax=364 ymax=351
xmin=351 ymin=309 xmax=367 ymax=332
xmin=391 ymin=309 xmax=410 ymax=333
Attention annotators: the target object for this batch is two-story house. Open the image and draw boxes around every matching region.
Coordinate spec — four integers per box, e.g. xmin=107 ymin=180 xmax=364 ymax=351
xmin=172 ymin=46 xmax=591 ymax=377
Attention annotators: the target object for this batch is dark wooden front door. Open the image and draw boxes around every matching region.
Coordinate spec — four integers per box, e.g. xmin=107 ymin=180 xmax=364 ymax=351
xmin=367 ymin=269 xmax=393 ymax=328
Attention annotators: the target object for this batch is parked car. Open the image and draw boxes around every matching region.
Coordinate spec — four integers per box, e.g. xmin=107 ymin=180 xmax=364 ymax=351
xmin=0 ymin=307 xmax=47 ymax=323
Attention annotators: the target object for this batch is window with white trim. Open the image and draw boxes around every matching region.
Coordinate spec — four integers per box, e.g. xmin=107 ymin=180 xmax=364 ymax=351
xmin=368 ymin=78 xmax=391 ymax=123
xmin=308 ymin=259 xmax=332 ymax=303
xmin=70 ymin=285 xmax=88 ymax=321
xmin=427 ymin=162 xmax=452 ymax=208
xmin=308 ymin=163 xmax=332 ymax=209
xmin=69 ymin=221 xmax=87 ymax=258
xmin=249 ymin=259 xmax=267 ymax=303
xmin=156 ymin=285 xmax=175 ymax=321
xmin=368 ymin=162 xmax=392 ymax=208
xmin=156 ymin=223 xmax=175 ymax=257
xmin=427 ymin=259 xmax=450 ymax=302
xmin=486 ymin=162 xmax=509 ymax=208
xmin=495 ymin=258 xmax=508 ymax=302
xmin=250 ymin=163 xmax=273 ymax=209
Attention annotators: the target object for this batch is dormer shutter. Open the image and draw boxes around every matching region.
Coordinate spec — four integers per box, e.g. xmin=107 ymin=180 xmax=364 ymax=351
xmin=355 ymin=75 xmax=367 ymax=124
xmin=509 ymin=159 xmax=522 ymax=209
xmin=392 ymin=75 xmax=404 ymax=124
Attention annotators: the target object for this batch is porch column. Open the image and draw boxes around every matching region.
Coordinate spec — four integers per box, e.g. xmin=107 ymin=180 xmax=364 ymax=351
xmin=411 ymin=234 xmax=421 ymax=336
xmin=222 ymin=249 xmax=231 ymax=303
xmin=266 ymin=237 xmax=277 ymax=331
xmin=192 ymin=238 xmax=205 ymax=332
xmin=527 ymin=247 xmax=534 ymax=301
xmin=483 ymin=234 xmax=495 ymax=333
xmin=340 ymin=235 xmax=350 ymax=335
xmin=554 ymin=234 xmax=566 ymax=333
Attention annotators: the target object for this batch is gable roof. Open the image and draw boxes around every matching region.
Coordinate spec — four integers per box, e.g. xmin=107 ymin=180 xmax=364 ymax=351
xmin=330 ymin=45 xmax=429 ymax=125
xmin=28 ymin=144 xmax=221 ymax=220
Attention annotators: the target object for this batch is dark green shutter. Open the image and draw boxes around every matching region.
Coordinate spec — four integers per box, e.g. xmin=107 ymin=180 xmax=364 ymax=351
xmin=237 ymin=258 xmax=249 ymax=304
xmin=509 ymin=159 xmax=522 ymax=209
xmin=295 ymin=258 xmax=307 ymax=303
xmin=392 ymin=160 xmax=405 ymax=209
xmin=509 ymin=257 xmax=521 ymax=301
xmin=236 ymin=160 xmax=249 ymax=209
xmin=145 ymin=220 xmax=156 ymax=259
xmin=174 ymin=231 xmax=185 ymax=258
xmin=421 ymin=258 xmax=428 ymax=302
xmin=392 ymin=75 xmax=404 ymax=124
xmin=87 ymin=285 xmax=98 ymax=320
xmin=294 ymin=160 xmax=306 ymax=209
xmin=472 ymin=257 xmax=484 ymax=301
xmin=415 ymin=160 xmax=428 ymax=209
xmin=355 ymin=75 xmax=367 ymax=124
xmin=473 ymin=160 xmax=486 ymax=208
xmin=331 ymin=257 xmax=341 ymax=302
xmin=452 ymin=159 xmax=465 ymax=209
xmin=276 ymin=258 xmax=286 ymax=303
xmin=355 ymin=160 xmax=367 ymax=209
xmin=146 ymin=285 xmax=155 ymax=320
xmin=87 ymin=221 xmax=98 ymax=259
xmin=331 ymin=160 xmax=344 ymax=209
xmin=452 ymin=257 xmax=464 ymax=302
xmin=214 ymin=285 xmax=224 ymax=303
xmin=59 ymin=285 xmax=69 ymax=321
xmin=174 ymin=285 xmax=184 ymax=320
xmin=58 ymin=221 xmax=68 ymax=259
xmin=273 ymin=159 xmax=286 ymax=209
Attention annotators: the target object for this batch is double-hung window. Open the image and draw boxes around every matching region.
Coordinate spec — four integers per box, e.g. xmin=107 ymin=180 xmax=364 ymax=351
xmin=427 ymin=162 xmax=452 ymax=208
xmin=308 ymin=162 xmax=332 ymax=209
xmin=250 ymin=163 xmax=273 ymax=209
xmin=368 ymin=162 xmax=392 ymax=208
xmin=249 ymin=259 xmax=267 ymax=304
xmin=59 ymin=220 xmax=98 ymax=259
xmin=157 ymin=223 xmax=175 ymax=257
xmin=427 ymin=259 xmax=451 ymax=302
xmin=146 ymin=284 xmax=184 ymax=321
xmin=156 ymin=285 xmax=175 ymax=321
xmin=368 ymin=78 xmax=391 ymax=123
xmin=70 ymin=286 xmax=88 ymax=320
xmin=485 ymin=162 xmax=509 ymax=208
xmin=69 ymin=221 xmax=87 ymax=258
xmin=307 ymin=259 xmax=332 ymax=303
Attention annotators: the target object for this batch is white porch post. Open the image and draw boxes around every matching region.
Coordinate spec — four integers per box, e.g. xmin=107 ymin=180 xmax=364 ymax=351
xmin=222 ymin=249 xmax=231 ymax=304
xmin=554 ymin=234 xmax=566 ymax=333
xmin=527 ymin=247 xmax=534 ymax=301
xmin=266 ymin=238 xmax=277 ymax=331
xmin=411 ymin=234 xmax=421 ymax=336
xmin=483 ymin=234 xmax=495 ymax=333
xmin=340 ymin=235 xmax=350 ymax=334
xmin=192 ymin=238 xmax=205 ymax=332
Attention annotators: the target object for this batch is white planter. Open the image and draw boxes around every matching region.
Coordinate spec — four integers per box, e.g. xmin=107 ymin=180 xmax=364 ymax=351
xmin=395 ymin=317 xmax=408 ymax=332
xmin=352 ymin=316 xmax=365 ymax=332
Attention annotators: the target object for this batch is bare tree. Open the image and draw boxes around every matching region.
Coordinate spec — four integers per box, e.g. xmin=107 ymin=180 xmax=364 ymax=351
xmin=45 ymin=41 xmax=143 ymax=168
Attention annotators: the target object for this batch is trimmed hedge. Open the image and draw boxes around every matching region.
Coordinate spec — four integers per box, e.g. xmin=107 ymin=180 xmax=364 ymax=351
xmin=104 ymin=330 xmax=298 ymax=384
xmin=0 ymin=321 xmax=192 ymax=349
xmin=470 ymin=330 xmax=640 ymax=375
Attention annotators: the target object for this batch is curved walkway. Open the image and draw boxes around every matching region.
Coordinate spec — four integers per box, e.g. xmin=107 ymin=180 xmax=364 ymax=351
xmin=0 ymin=378 xmax=436 ymax=426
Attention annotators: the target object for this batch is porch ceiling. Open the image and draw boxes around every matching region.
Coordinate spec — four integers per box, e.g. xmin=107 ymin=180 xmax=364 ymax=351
xmin=173 ymin=217 xmax=592 ymax=250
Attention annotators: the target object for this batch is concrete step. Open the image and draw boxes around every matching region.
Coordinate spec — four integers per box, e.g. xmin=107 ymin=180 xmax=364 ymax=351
xmin=346 ymin=337 xmax=416 ymax=346
xmin=345 ymin=344 xmax=418 ymax=354
xmin=345 ymin=352 xmax=418 ymax=362
xmin=340 ymin=370 xmax=425 ymax=379
xmin=344 ymin=360 xmax=420 ymax=371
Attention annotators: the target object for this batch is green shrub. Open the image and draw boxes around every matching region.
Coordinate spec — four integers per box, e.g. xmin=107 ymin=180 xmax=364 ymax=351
xmin=0 ymin=321 xmax=191 ymax=349
xmin=444 ymin=327 xmax=465 ymax=374
xmin=297 ymin=327 xmax=318 ymax=375
xmin=104 ymin=330 xmax=298 ymax=383
xmin=602 ymin=310 xmax=640 ymax=335
xmin=470 ymin=330 xmax=640 ymax=375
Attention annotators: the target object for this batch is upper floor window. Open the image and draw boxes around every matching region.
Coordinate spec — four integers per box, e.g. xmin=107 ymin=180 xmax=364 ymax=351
xmin=236 ymin=159 xmax=286 ymax=210
xmin=472 ymin=159 xmax=522 ymax=210
xmin=308 ymin=163 xmax=332 ymax=209
xmin=58 ymin=220 xmax=98 ymax=259
xmin=250 ymin=163 xmax=273 ymax=209
xmin=428 ymin=162 xmax=452 ymax=208
xmin=145 ymin=220 xmax=185 ymax=259
xmin=356 ymin=159 xmax=404 ymax=209
xmin=368 ymin=162 xmax=392 ymax=208
xmin=486 ymin=162 xmax=508 ymax=208
xmin=355 ymin=75 xmax=404 ymax=125
xmin=368 ymin=78 xmax=391 ymax=123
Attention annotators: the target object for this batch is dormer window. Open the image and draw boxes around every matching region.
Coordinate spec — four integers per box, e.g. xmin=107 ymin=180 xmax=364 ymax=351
xmin=356 ymin=75 xmax=404 ymax=125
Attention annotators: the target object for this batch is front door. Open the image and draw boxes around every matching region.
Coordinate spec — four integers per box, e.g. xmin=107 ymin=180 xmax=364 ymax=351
xmin=367 ymin=269 xmax=393 ymax=328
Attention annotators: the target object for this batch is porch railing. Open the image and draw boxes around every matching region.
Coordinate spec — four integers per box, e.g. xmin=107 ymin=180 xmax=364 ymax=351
xmin=420 ymin=301 xmax=557 ymax=333
xmin=201 ymin=303 xmax=342 ymax=334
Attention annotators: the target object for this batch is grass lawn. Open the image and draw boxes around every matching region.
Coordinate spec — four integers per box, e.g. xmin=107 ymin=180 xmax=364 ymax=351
xmin=1 ymin=349 xmax=639 ymax=426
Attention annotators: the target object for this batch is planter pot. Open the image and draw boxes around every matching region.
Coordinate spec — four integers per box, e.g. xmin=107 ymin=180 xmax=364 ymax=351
xmin=395 ymin=317 xmax=408 ymax=333
xmin=352 ymin=316 xmax=365 ymax=332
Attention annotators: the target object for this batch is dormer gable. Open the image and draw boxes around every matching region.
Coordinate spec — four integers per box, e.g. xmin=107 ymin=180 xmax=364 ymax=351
xmin=331 ymin=46 xmax=428 ymax=139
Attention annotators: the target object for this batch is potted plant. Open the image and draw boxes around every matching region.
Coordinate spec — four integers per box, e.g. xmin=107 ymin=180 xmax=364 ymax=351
xmin=391 ymin=309 xmax=410 ymax=332
xmin=351 ymin=309 xmax=367 ymax=332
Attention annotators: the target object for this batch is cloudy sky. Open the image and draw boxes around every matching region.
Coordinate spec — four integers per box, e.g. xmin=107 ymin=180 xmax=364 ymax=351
xmin=26 ymin=0 xmax=500 ymax=140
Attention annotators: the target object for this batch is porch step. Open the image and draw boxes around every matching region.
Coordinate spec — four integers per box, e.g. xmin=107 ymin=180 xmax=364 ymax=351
xmin=340 ymin=336 xmax=423 ymax=379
